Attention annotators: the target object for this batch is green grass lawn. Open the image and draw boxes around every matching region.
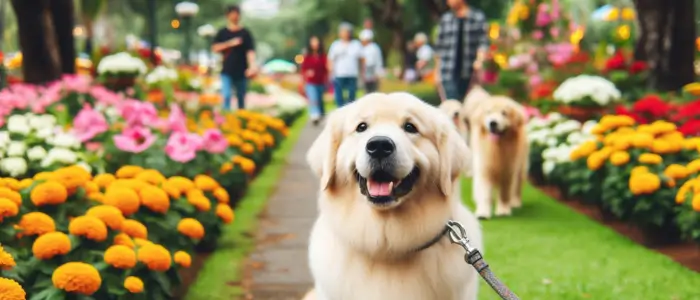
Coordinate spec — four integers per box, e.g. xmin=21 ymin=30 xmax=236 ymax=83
xmin=184 ymin=113 xmax=308 ymax=300
xmin=462 ymin=180 xmax=700 ymax=300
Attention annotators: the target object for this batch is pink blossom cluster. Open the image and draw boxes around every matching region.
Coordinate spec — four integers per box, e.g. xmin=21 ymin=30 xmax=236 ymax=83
xmin=532 ymin=0 xmax=563 ymax=40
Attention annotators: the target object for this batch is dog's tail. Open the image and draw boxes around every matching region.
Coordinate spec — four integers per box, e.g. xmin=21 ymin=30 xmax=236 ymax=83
xmin=301 ymin=289 xmax=316 ymax=300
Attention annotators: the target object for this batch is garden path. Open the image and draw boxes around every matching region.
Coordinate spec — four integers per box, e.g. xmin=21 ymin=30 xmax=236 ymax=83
xmin=243 ymin=122 xmax=320 ymax=299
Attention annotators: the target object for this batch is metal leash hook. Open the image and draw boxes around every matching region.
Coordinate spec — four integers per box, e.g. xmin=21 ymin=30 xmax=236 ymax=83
xmin=446 ymin=220 xmax=521 ymax=300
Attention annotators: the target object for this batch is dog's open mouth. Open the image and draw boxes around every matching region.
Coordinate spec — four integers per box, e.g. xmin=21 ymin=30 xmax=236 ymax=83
xmin=488 ymin=127 xmax=506 ymax=141
xmin=356 ymin=167 xmax=420 ymax=206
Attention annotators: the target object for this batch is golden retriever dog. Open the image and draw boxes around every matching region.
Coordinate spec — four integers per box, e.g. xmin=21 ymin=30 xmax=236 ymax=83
xmin=468 ymin=95 xmax=529 ymax=219
xmin=439 ymin=99 xmax=469 ymax=140
xmin=304 ymin=92 xmax=483 ymax=300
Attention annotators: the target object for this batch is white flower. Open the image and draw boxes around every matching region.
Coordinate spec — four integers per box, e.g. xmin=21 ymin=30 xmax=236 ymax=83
xmin=552 ymin=120 xmax=581 ymax=136
xmin=0 ymin=157 xmax=27 ymax=177
xmin=553 ymin=75 xmax=621 ymax=106
xmin=582 ymin=120 xmax=598 ymax=135
xmin=28 ymin=114 xmax=57 ymax=131
xmin=7 ymin=115 xmax=30 ymax=135
xmin=197 ymin=24 xmax=217 ymax=37
xmin=76 ymin=161 xmax=92 ymax=173
xmin=145 ymin=66 xmax=179 ymax=85
xmin=6 ymin=141 xmax=26 ymax=157
xmin=542 ymin=160 xmax=556 ymax=175
xmin=41 ymin=148 xmax=78 ymax=167
xmin=97 ymin=52 xmax=148 ymax=75
xmin=0 ymin=132 xmax=10 ymax=149
xmin=35 ymin=127 xmax=54 ymax=140
xmin=49 ymin=132 xmax=81 ymax=149
xmin=27 ymin=146 xmax=47 ymax=161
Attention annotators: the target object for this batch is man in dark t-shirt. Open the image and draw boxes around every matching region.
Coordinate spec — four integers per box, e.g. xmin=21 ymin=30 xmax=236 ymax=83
xmin=212 ymin=5 xmax=258 ymax=110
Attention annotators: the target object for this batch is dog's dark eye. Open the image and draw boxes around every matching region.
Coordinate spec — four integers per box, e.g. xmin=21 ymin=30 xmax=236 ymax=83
xmin=452 ymin=112 xmax=459 ymax=119
xmin=356 ymin=122 xmax=368 ymax=133
xmin=501 ymin=110 xmax=508 ymax=116
xmin=403 ymin=122 xmax=419 ymax=134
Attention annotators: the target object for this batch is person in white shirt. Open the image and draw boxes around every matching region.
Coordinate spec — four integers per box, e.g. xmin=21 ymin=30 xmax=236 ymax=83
xmin=414 ymin=32 xmax=434 ymax=80
xmin=359 ymin=29 xmax=384 ymax=93
xmin=328 ymin=22 xmax=364 ymax=107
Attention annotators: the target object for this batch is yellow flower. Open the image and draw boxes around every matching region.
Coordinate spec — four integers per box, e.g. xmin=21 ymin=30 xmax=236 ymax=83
xmin=52 ymin=262 xmax=102 ymax=295
xmin=69 ymin=216 xmax=108 ymax=242
xmin=134 ymin=238 xmax=153 ymax=247
xmin=137 ymin=244 xmax=171 ymax=272
xmin=220 ymin=162 xmax=234 ymax=174
xmin=0 ymin=278 xmax=26 ymax=300
xmin=213 ymin=188 xmax=230 ymax=203
xmin=0 ymin=198 xmax=19 ymax=221
xmin=177 ymin=218 xmax=205 ymax=239
xmin=162 ymin=181 xmax=182 ymax=199
xmin=609 ymin=151 xmax=630 ymax=166
xmin=586 ymin=152 xmax=605 ymax=171
xmin=687 ymin=159 xmax=700 ymax=173
xmin=33 ymin=232 xmax=71 ymax=260
xmin=104 ymin=187 xmax=141 ymax=215
xmin=113 ymin=233 xmax=135 ymax=249
xmin=676 ymin=180 xmax=694 ymax=204
xmin=631 ymin=132 xmax=654 ymax=148
xmin=18 ymin=178 xmax=33 ymax=190
xmin=683 ymin=137 xmax=700 ymax=150
xmin=167 ymin=176 xmax=195 ymax=192
xmin=664 ymin=164 xmax=690 ymax=180
xmin=194 ymin=175 xmax=219 ymax=191
xmin=0 ymin=245 xmax=16 ymax=270
xmin=174 ymin=251 xmax=192 ymax=268
xmin=116 ymin=165 xmax=144 ymax=178
xmin=216 ymin=204 xmax=235 ymax=224
xmin=649 ymin=120 xmax=677 ymax=135
xmin=30 ymin=181 xmax=68 ymax=206
xmin=33 ymin=172 xmax=54 ymax=180
xmin=51 ymin=166 xmax=92 ymax=193
xmin=124 ymin=276 xmax=144 ymax=293
xmin=86 ymin=205 xmax=125 ymax=230
xmin=239 ymin=158 xmax=256 ymax=175
xmin=121 ymin=219 xmax=148 ymax=239
xmin=18 ymin=212 xmax=55 ymax=236
xmin=629 ymin=172 xmax=661 ymax=195
xmin=570 ymin=141 xmax=597 ymax=161
xmin=186 ymin=189 xmax=212 ymax=211
xmin=139 ymin=186 xmax=170 ymax=214
xmin=104 ymin=245 xmax=137 ymax=269
xmin=0 ymin=187 xmax=21 ymax=206
xmin=109 ymin=179 xmax=149 ymax=192
xmin=134 ymin=169 xmax=167 ymax=185
xmin=2 ymin=178 xmax=20 ymax=191
xmin=638 ymin=153 xmax=663 ymax=165
xmin=93 ymin=173 xmax=116 ymax=188
xmin=241 ymin=143 xmax=255 ymax=155
xmin=693 ymin=194 xmax=700 ymax=212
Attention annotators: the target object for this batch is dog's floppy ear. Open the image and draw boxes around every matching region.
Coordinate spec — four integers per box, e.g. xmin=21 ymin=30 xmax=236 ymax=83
xmin=306 ymin=108 xmax=346 ymax=190
xmin=437 ymin=124 xmax=471 ymax=197
xmin=509 ymin=103 xmax=528 ymax=127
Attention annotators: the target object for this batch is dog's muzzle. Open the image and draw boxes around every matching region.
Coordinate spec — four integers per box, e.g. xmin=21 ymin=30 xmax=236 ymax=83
xmin=356 ymin=136 xmax=420 ymax=206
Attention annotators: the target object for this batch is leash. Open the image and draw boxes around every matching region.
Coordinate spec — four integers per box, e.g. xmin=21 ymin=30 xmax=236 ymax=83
xmin=446 ymin=220 xmax=520 ymax=300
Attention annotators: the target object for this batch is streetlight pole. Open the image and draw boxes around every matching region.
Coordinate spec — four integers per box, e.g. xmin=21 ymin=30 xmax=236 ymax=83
xmin=175 ymin=1 xmax=199 ymax=65
xmin=147 ymin=0 xmax=157 ymax=64
xmin=197 ymin=24 xmax=216 ymax=73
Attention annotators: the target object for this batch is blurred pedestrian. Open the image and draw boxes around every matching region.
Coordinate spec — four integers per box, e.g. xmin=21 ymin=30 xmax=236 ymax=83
xmin=328 ymin=22 xmax=363 ymax=107
xmin=403 ymin=41 xmax=418 ymax=84
xmin=435 ymin=0 xmax=489 ymax=101
xmin=212 ymin=5 xmax=258 ymax=110
xmin=414 ymin=32 xmax=434 ymax=80
xmin=359 ymin=29 xmax=383 ymax=93
xmin=300 ymin=35 xmax=328 ymax=126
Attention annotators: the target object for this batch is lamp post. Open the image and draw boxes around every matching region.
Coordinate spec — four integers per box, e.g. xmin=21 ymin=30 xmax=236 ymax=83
xmin=175 ymin=1 xmax=199 ymax=65
xmin=197 ymin=24 xmax=216 ymax=73
xmin=147 ymin=0 xmax=157 ymax=64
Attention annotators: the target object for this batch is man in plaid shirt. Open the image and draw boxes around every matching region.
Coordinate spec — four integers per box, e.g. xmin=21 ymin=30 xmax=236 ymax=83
xmin=435 ymin=0 xmax=489 ymax=101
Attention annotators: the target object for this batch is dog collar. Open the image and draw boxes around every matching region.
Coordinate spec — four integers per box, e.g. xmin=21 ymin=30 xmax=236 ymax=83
xmin=412 ymin=225 xmax=449 ymax=252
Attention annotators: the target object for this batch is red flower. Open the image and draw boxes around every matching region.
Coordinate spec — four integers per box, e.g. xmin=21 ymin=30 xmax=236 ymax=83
xmin=614 ymin=105 xmax=648 ymax=124
xmin=604 ymin=51 xmax=626 ymax=72
xmin=631 ymin=94 xmax=671 ymax=118
xmin=629 ymin=61 xmax=648 ymax=74
xmin=679 ymin=119 xmax=700 ymax=136
xmin=673 ymin=100 xmax=700 ymax=123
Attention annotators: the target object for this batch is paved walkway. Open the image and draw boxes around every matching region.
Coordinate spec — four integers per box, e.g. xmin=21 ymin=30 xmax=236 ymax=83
xmin=243 ymin=123 xmax=321 ymax=299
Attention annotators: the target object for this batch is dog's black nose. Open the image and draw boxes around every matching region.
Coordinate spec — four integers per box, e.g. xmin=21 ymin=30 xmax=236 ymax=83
xmin=489 ymin=121 xmax=498 ymax=131
xmin=366 ymin=136 xmax=395 ymax=159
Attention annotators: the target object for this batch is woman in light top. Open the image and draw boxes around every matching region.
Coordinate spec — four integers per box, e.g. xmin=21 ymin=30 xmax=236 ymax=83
xmin=327 ymin=22 xmax=364 ymax=107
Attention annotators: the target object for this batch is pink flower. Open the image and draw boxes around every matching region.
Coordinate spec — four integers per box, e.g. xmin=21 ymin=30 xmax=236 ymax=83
xmin=202 ymin=129 xmax=228 ymax=154
xmin=165 ymin=131 xmax=204 ymax=163
xmin=550 ymin=0 xmax=561 ymax=20
xmin=86 ymin=142 xmax=103 ymax=152
xmin=549 ymin=27 xmax=560 ymax=38
xmin=167 ymin=103 xmax=188 ymax=133
xmin=213 ymin=110 xmax=225 ymax=125
xmin=90 ymin=85 xmax=124 ymax=107
xmin=523 ymin=106 xmax=542 ymax=120
xmin=61 ymin=74 xmax=92 ymax=93
xmin=120 ymin=100 xmax=158 ymax=127
xmin=72 ymin=104 xmax=109 ymax=142
xmin=532 ymin=30 xmax=544 ymax=40
xmin=535 ymin=4 xmax=552 ymax=27
xmin=529 ymin=75 xmax=543 ymax=87
xmin=113 ymin=126 xmax=157 ymax=153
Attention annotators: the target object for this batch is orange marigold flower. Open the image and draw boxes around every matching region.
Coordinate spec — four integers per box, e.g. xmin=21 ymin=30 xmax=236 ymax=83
xmin=241 ymin=143 xmax=255 ymax=155
xmin=137 ymin=244 xmax=171 ymax=272
xmin=113 ymin=233 xmax=135 ymax=248
xmin=0 ymin=278 xmax=26 ymax=299
xmin=124 ymin=276 xmax=144 ymax=293
xmin=216 ymin=204 xmax=235 ymax=224
xmin=109 ymin=179 xmax=149 ymax=192
xmin=33 ymin=232 xmax=71 ymax=260
xmin=134 ymin=169 xmax=166 ymax=185
xmin=86 ymin=205 xmax=125 ymax=230
xmin=52 ymin=262 xmax=102 ymax=295
xmin=2 ymin=178 xmax=20 ymax=191
xmin=220 ymin=162 xmax=234 ymax=174
xmin=213 ymin=187 xmax=230 ymax=204
xmin=69 ymin=216 xmax=108 ymax=242
xmin=174 ymin=251 xmax=192 ymax=268
xmin=162 ymin=181 xmax=182 ymax=199
xmin=18 ymin=212 xmax=55 ymax=236
xmin=186 ymin=189 xmax=212 ymax=211
xmin=0 ymin=198 xmax=19 ymax=221
xmin=116 ymin=165 xmax=144 ymax=179
xmin=18 ymin=178 xmax=33 ymax=190
xmin=104 ymin=187 xmax=141 ymax=215
xmin=84 ymin=181 xmax=100 ymax=194
xmin=104 ymin=245 xmax=137 ymax=269
xmin=0 ymin=187 xmax=21 ymax=206
xmin=52 ymin=166 xmax=92 ymax=193
xmin=0 ymin=245 xmax=16 ymax=270
xmin=166 ymin=176 xmax=195 ymax=193
xmin=87 ymin=192 xmax=105 ymax=203
xmin=93 ymin=173 xmax=116 ymax=188
xmin=134 ymin=238 xmax=152 ymax=247
xmin=121 ymin=219 xmax=148 ymax=239
xmin=30 ymin=181 xmax=68 ymax=206
xmin=239 ymin=159 xmax=256 ymax=175
xmin=139 ymin=186 xmax=170 ymax=214
xmin=33 ymin=172 xmax=54 ymax=180
xmin=177 ymin=218 xmax=205 ymax=239
xmin=194 ymin=175 xmax=219 ymax=191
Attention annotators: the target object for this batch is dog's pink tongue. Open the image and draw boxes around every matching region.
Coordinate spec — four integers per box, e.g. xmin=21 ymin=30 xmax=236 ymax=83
xmin=489 ymin=133 xmax=500 ymax=142
xmin=368 ymin=180 xmax=392 ymax=197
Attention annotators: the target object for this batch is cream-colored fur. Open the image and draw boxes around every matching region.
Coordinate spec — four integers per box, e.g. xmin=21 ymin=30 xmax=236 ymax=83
xmin=439 ymin=99 xmax=471 ymax=178
xmin=467 ymin=95 xmax=529 ymax=219
xmin=304 ymin=93 xmax=482 ymax=300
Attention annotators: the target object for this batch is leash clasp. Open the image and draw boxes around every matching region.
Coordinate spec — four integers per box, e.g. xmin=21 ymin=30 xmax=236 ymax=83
xmin=446 ymin=220 xmax=476 ymax=255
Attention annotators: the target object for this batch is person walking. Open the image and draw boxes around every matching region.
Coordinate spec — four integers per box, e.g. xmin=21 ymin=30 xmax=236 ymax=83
xmin=359 ymin=29 xmax=383 ymax=93
xmin=300 ymin=35 xmax=328 ymax=126
xmin=211 ymin=5 xmax=258 ymax=110
xmin=435 ymin=0 xmax=489 ymax=101
xmin=328 ymin=22 xmax=363 ymax=107
xmin=403 ymin=41 xmax=419 ymax=84
xmin=414 ymin=32 xmax=434 ymax=81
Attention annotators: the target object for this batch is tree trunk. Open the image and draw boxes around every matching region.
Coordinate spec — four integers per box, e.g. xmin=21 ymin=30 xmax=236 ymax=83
xmin=49 ymin=0 xmax=76 ymax=74
xmin=633 ymin=0 xmax=695 ymax=91
xmin=10 ymin=0 xmax=61 ymax=84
